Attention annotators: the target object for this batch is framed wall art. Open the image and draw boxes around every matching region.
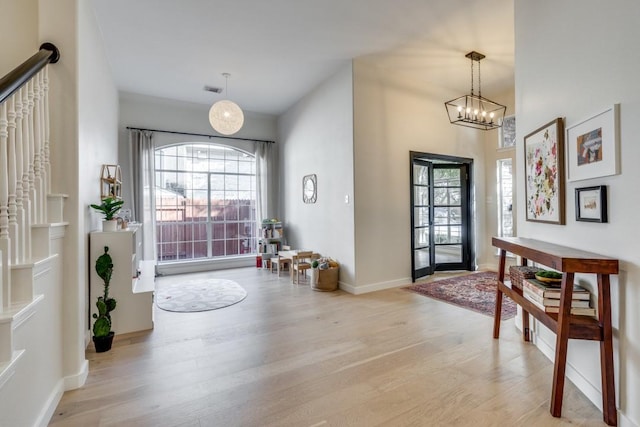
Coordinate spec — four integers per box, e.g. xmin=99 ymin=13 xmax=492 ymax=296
xmin=575 ymin=185 xmax=607 ymax=223
xmin=566 ymin=104 xmax=620 ymax=182
xmin=524 ymin=118 xmax=565 ymax=224
xmin=499 ymin=114 xmax=516 ymax=149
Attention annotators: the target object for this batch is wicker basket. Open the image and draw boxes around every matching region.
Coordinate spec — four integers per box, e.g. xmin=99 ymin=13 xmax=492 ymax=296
xmin=311 ymin=267 xmax=339 ymax=292
xmin=509 ymin=265 xmax=541 ymax=290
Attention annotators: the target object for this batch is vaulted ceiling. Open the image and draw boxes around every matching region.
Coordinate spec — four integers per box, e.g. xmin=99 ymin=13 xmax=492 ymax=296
xmin=92 ymin=0 xmax=514 ymax=116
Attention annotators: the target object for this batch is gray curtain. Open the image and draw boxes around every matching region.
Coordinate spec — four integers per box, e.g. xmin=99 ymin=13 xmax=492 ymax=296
xmin=129 ymin=129 xmax=157 ymax=262
xmin=255 ymin=141 xmax=274 ymax=231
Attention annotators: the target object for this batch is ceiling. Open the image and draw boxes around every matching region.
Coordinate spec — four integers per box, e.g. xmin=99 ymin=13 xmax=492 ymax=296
xmin=91 ymin=0 xmax=514 ymax=116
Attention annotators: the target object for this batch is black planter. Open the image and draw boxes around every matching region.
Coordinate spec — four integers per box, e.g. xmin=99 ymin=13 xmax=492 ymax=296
xmin=92 ymin=331 xmax=115 ymax=353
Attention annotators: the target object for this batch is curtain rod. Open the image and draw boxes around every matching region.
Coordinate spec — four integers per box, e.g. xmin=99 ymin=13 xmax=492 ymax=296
xmin=126 ymin=126 xmax=275 ymax=144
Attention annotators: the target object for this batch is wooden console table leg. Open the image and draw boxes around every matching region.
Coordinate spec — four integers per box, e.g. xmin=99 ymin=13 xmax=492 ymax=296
xmin=598 ymin=274 xmax=617 ymax=426
xmin=551 ymin=272 xmax=575 ymax=418
xmin=493 ymin=249 xmax=506 ymax=339
xmin=522 ymin=309 xmax=530 ymax=342
xmin=520 ymin=258 xmax=531 ymax=342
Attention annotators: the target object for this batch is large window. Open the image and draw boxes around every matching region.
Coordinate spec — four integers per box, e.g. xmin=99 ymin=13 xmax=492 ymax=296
xmin=155 ymin=143 xmax=257 ymax=262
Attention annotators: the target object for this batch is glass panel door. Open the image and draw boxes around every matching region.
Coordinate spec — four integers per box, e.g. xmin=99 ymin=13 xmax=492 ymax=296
xmin=411 ymin=160 xmax=432 ymax=280
xmin=433 ymin=165 xmax=465 ymax=268
xmin=410 ymin=153 xmax=473 ymax=281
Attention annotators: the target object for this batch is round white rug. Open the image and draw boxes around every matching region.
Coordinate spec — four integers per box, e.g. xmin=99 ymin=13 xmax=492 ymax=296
xmin=156 ymin=278 xmax=247 ymax=312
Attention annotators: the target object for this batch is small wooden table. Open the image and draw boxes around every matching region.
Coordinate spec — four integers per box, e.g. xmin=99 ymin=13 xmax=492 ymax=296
xmin=492 ymin=237 xmax=618 ymax=426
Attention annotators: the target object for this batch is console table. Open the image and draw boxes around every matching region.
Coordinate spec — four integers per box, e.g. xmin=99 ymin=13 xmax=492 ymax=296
xmin=492 ymin=237 xmax=618 ymax=426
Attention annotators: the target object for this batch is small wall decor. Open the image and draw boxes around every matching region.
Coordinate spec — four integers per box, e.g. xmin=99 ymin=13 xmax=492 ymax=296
xmin=524 ymin=118 xmax=565 ymax=224
xmin=499 ymin=114 xmax=516 ymax=149
xmin=576 ymin=185 xmax=608 ymax=223
xmin=303 ymin=174 xmax=317 ymax=204
xmin=100 ymin=164 xmax=122 ymax=200
xmin=566 ymin=104 xmax=620 ymax=182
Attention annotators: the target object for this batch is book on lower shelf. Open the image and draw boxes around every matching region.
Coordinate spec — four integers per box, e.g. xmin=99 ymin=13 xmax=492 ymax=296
xmin=523 ymin=278 xmax=595 ymax=316
xmin=523 ymin=278 xmax=590 ymax=300
xmin=523 ymin=287 xmax=591 ymax=308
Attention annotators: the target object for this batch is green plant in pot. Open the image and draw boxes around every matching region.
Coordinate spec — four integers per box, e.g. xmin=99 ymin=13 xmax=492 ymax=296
xmin=91 ymin=197 xmax=124 ymax=231
xmin=92 ymin=246 xmax=117 ymax=352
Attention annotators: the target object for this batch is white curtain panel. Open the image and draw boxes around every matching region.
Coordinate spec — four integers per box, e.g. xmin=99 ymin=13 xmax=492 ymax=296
xmin=129 ymin=129 xmax=157 ymax=263
xmin=255 ymin=141 xmax=274 ymax=230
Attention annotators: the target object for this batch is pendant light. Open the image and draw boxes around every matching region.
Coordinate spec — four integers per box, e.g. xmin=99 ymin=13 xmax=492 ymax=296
xmin=209 ymin=73 xmax=244 ymax=135
xmin=444 ymin=51 xmax=506 ymax=130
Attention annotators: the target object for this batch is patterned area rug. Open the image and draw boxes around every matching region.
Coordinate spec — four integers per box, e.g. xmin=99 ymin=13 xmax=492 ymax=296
xmin=156 ymin=278 xmax=247 ymax=312
xmin=404 ymin=271 xmax=516 ymax=319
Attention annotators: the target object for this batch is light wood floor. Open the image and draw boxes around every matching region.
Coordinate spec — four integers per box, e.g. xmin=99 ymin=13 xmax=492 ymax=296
xmin=50 ymin=268 xmax=605 ymax=426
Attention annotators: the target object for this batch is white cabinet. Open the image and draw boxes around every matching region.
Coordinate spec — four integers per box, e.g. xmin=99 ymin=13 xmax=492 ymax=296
xmin=89 ymin=225 xmax=154 ymax=335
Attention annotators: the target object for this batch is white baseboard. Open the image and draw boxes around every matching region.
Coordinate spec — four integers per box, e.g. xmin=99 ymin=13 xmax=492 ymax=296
xmin=35 ymin=378 xmax=64 ymax=427
xmin=531 ymin=330 xmax=604 ymax=411
xmin=157 ymin=256 xmax=254 ymax=275
xmin=619 ymin=411 xmax=639 ymax=427
xmin=339 ymin=277 xmax=412 ymax=295
xmin=64 ymin=359 xmax=88 ymax=390
xmin=477 ymin=262 xmax=496 ymax=271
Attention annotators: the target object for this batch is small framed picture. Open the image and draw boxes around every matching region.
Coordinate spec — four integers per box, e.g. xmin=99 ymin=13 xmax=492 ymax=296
xmin=575 ymin=185 xmax=607 ymax=223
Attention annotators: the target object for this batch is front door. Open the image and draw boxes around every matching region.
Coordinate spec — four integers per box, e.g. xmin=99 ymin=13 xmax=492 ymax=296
xmin=410 ymin=153 xmax=473 ymax=281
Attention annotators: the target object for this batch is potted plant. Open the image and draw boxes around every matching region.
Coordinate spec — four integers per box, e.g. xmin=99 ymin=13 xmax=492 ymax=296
xmin=92 ymin=246 xmax=117 ymax=352
xmin=91 ymin=197 xmax=124 ymax=231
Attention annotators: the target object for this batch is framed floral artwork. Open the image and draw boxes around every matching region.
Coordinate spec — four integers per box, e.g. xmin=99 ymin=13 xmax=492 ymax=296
xmin=524 ymin=118 xmax=565 ymax=224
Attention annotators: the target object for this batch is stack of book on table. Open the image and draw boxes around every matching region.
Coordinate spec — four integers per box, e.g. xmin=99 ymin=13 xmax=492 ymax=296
xmin=523 ymin=278 xmax=596 ymax=316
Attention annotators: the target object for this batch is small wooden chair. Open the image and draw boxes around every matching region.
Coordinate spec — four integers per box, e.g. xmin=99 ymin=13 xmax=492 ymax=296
xmin=291 ymin=251 xmax=314 ymax=284
xmin=270 ymin=245 xmax=292 ymax=275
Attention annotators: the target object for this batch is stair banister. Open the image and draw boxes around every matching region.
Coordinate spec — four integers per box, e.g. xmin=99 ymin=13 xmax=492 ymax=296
xmin=0 ymin=43 xmax=59 ymax=105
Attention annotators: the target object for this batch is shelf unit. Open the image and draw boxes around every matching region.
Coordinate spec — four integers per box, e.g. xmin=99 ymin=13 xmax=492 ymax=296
xmin=89 ymin=225 xmax=154 ymax=335
xmin=492 ymin=236 xmax=618 ymax=426
xmin=258 ymin=221 xmax=284 ymax=268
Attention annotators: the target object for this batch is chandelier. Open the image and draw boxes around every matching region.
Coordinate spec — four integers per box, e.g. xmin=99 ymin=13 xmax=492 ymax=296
xmin=444 ymin=51 xmax=506 ymax=130
xmin=209 ymin=73 xmax=244 ymax=135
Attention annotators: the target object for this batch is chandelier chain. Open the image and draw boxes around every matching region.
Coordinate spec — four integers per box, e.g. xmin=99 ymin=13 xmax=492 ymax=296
xmin=478 ymin=58 xmax=481 ymax=99
xmin=224 ymin=73 xmax=230 ymax=97
xmin=470 ymin=56 xmax=474 ymax=96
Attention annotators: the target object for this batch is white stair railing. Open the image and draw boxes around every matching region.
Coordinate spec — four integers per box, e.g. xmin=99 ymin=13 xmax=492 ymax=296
xmin=0 ymin=43 xmax=59 ymax=311
xmin=0 ymin=102 xmax=9 ymax=309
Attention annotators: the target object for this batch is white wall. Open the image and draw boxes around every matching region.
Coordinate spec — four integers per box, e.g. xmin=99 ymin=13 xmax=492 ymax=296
xmin=38 ymin=0 xmax=86 ymax=393
xmin=0 ymin=0 xmax=38 ymax=76
xmin=516 ymin=1 xmax=640 ymax=425
xmin=351 ymin=59 xmax=488 ymax=293
xmin=278 ymin=64 xmax=356 ymax=285
xmin=40 ymin=0 xmax=118 ymax=385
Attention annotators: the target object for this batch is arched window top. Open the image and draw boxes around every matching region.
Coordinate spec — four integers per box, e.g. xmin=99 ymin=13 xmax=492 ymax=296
xmin=156 ymin=142 xmax=254 ymax=159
